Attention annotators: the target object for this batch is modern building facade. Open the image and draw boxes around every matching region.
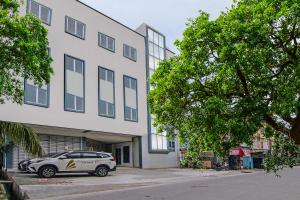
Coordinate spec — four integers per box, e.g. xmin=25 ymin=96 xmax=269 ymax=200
xmin=0 ymin=0 xmax=178 ymax=169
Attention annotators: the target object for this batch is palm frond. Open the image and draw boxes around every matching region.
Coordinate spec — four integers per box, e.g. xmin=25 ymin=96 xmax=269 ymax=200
xmin=0 ymin=121 xmax=43 ymax=157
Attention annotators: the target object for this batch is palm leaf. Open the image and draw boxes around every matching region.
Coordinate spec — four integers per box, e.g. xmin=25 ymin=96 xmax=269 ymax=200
xmin=0 ymin=121 xmax=43 ymax=157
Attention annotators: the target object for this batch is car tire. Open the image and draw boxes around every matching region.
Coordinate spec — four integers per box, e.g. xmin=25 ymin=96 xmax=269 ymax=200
xmin=95 ymin=166 xmax=108 ymax=177
xmin=38 ymin=166 xmax=56 ymax=178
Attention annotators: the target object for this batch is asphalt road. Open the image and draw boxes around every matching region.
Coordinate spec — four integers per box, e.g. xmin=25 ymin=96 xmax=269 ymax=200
xmin=50 ymin=167 xmax=300 ymax=200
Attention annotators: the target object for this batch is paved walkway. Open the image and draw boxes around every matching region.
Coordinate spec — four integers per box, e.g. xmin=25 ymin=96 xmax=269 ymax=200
xmin=9 ymin=168 xmax=244 ymax=199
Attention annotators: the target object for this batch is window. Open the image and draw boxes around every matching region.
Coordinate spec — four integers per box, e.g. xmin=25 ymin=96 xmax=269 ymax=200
xmin=24 ymin=80 xmax=49 ymax=107
xmin=64 ymin=55 xmax=85 ymax=113
xmin=123 ymin=146 xmax=130 ymax=163
xmin=98 ymin=33 xmax=115 ymax=52
xmin=168 ymin=141 xmax=176 ymax=151
xmin=123 ymin=44 xmax=137 ymax=61
xmin=82 ymin=152 xmax=98 ymax=158
xmin=66 ymin=152 xmax=81 ymax=159
xmin=147 ymin=28 xmax=165 ymax=78
xmin=124 ymin=76 xmax=138 ymax=122
xmin=24 ymin=48 xmax=50 ymax=107
xmin=150 ymin=116 xmax=168 ymax=151
xmin=99 ymin=154 xmax=110 ymax=158
xmin=27 ymin=0 xmax=52 ymax=25
xmin=65 ymin=16 xmax=86 ymax=39
xmin=99 ymin=67 xmax=115 ymax=118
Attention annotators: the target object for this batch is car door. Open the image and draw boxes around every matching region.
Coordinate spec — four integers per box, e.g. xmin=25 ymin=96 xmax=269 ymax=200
xmin=58 ymin=152 xmax=82 ymax=172
xmin=81 ymin=152 xmax=99 ymax=171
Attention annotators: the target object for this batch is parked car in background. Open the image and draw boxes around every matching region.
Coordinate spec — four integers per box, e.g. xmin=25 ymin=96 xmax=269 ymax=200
xmin=27 ymin=151 xmax=116 ymax=178
xmin=18 ymin=152 xmax=60 ymax=172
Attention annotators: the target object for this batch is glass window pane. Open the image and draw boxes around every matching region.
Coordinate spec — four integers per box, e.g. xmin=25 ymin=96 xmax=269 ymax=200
xmin=76 ymin=22 xmax=85 ymax=38
xmin=131 ymin=48 xmax=136 ymax=60
xmin=124 ymin=45 xmax=130 ymax=57
xmin=159 ymin=35 xmax=164 ymax=48
xmin=65 ymin=93 xmax=75 ymax=110
xmin=162 ymin=136 xmax=168 ymax=150
xmin=65 ymin=56 xmax=74 ymax=71
xmin=125 ymin=106 xmax=131 ymax=120
xmin=99 ymin=68 xmax=106 ymax=80
xmin=148 ymin=42 xmax=154 ymax=56
xmin=154 ymin=32 xmax=159 ymax=45
xmin=157 ymin=135 xmax=163 ymax=149
xmin=124 ymin=77 xmax=130 ymax=88
xmin=75 ymin=60 xmax=83 ymax=74
xmin=25 ymin=84 xmax=37 ymax=103
xmin=107 ymin=37 xmax=114 ymax=51
xmin=76 ymin=96 xmax=84 ymax=111
xmin=149 ymin=56 xmax=154 ymax=70
xmin=40 ymin=6 xmax=50 ymax=24
xmin=151 ymin=134 xmax=158 ymax=150
xmin=130 ymin=79 xmax=137 ymax=90
xmin=149 ymin=69 xmax=155 ymax=78
xmin=154 ymin=45 xmax=159 ymax=58
xmin=67 ymin=17 xmax=76 ymax=34
xmin=132 ymin=109 xmax=137 ymax=121
xmin=99 ymin=100 xmax=107 ymax=115
xmin=154 ymin=58 xmax=160 ymax=69
xmin=100 ymin=34 xmax=107 ymax=48
xmin=29 ymin=1 xmax=39 ymax=18
xmin=66 ymin=152 xmax=81 ymax=158
xmin=159 ymin=47 xmax=165 ymax=60
xmin=106 ymin=70 xmax=113 ymax=82
xmin=108 ymin=103 xmax=114 ymax=116
xmin=148 ymin=29 xmax=154 ymax=42
xmin=82 ymin=152 xmax=98 ymax=158
xmin=38 ymin=88 xmax=47 ymax=105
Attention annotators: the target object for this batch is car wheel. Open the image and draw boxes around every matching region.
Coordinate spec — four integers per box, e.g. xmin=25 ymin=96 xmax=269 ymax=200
xmin=38 ymin=166 xmax=56 ymax=178
xmin=95 ymin=166 xmax=108 ymax=177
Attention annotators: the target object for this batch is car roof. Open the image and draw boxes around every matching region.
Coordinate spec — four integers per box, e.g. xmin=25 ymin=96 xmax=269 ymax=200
xmin=68 ymin=151 xmax=111 ymax=154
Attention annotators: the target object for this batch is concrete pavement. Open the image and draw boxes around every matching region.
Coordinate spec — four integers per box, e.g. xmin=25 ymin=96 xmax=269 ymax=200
xmin=46 ymin=167 xmax=300 ymax=200
xmin=9 ymin=167 xmax=243 ymax=199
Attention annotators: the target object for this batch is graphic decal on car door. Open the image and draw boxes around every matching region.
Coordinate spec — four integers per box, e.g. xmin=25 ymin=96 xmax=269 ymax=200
xmin=66 ymin=159 xmax=76 ymax=169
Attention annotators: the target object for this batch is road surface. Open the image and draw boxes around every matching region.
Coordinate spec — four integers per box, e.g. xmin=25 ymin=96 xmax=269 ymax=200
xmin=48 ymin=167 xmax=300 ymax=200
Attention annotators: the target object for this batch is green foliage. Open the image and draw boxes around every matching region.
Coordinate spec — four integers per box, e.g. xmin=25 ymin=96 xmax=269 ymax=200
xmin=0 ymin=121 xmax=43 ymax=156
xmin=148 ymin=0 xmax=300 ymax=171
xmin=0 ymin=0 xmax=53 ymax=104
xmin=265 ymin=133 xmax=299 ymax=175
xmin=0 ymin=0 xmax=52 ymax=157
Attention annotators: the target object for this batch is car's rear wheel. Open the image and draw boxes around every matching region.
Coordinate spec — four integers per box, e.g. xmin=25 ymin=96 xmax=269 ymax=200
xmin=38 ymin=166 xmax=56 ymax=178
xmin=95 ymin=166 xmax=108 ymax=177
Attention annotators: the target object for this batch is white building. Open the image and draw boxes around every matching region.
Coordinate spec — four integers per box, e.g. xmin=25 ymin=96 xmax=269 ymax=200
xmin=0 ymin=0 xmax=178 ymax=169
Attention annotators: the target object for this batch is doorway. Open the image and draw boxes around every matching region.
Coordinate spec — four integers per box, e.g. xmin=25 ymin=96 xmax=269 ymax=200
xmin=116 ymin=148 xmax=121 ymax=165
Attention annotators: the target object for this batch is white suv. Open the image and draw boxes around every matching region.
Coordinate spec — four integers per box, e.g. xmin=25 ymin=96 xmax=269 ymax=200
xmin=27 ymin=151 xmax=116 ymax=178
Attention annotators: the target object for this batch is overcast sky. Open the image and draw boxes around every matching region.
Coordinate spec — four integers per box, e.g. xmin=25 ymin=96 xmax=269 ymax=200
xmin=80 ymin=0 xmax=233 ymax=52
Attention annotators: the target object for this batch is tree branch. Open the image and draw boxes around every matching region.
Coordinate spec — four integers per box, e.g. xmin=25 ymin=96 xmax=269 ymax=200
xmin=236 ymin=68 xmax=250 ymax=96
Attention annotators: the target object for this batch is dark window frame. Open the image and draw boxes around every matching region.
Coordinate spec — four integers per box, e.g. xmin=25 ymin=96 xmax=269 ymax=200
xmin=123 ymin=75 xmax=138 ymax=122
xmin=65 ymin=16 xmax=86 ymax=40
xmin=26 ymin=0 xmax=52 ymax=26
xmin=98 ymin=66 xmax=116 ymax=119
xmin=98 ymin=32 xmax=116 ymax=53
xmin=64 ymin=54 xmax=85 ymax=113
xmin=123 ymin=44 xmax=137 ymax=62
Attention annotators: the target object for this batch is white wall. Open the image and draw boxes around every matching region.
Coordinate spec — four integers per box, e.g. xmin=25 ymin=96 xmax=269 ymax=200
xmin=0 ymin=0 xmax=148 ymax=137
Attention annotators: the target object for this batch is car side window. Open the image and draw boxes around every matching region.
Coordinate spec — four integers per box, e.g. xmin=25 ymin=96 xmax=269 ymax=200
xmin=66 ymin=153 xmax=81 ymax=159
xmin=82 ymin=152 xmax=98 ymax=158
xmin=99 ymin=154 xmax=110 ymax=158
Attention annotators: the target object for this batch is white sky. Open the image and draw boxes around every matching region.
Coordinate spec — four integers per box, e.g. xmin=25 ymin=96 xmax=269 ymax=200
xmin=80 ymin=0 xmax=233 ymax=52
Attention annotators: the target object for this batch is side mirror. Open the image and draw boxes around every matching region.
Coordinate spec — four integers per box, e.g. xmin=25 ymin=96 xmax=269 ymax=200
xmin=59 ymin=155 xmax=67 ymax=160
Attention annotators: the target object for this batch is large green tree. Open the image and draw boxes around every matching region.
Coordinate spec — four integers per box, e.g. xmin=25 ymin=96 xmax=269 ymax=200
xmin=148 ymin=0 xmax=300 ymax=172
xmin=0 ymin=0 xmax=53 ymax=159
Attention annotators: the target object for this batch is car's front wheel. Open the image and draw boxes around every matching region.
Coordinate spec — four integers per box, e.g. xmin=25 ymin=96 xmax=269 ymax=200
xmin=95 ymin=166 xmax=108 ymax=177
xmin=38 ymin=166 xmax=56 ymax=178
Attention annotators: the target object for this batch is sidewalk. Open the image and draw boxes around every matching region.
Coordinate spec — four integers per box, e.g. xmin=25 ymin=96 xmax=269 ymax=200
xmin=8 ymin=168 xmax=246 ymax=200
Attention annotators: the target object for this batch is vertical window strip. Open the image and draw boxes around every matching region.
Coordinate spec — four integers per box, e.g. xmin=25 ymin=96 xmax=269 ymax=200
xmin=99 ymin=67 xmax=115 ymax=118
